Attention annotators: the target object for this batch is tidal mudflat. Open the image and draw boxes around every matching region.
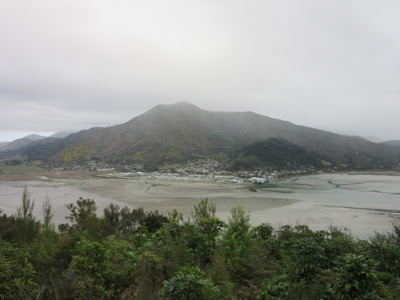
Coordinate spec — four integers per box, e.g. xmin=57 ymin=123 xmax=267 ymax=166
xmin=1 ymin=172 xmax=399 ymax=239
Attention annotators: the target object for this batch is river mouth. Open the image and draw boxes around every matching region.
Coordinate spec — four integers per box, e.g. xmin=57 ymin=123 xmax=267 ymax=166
xmin=1 ymin=172 xmax=400 ymax=239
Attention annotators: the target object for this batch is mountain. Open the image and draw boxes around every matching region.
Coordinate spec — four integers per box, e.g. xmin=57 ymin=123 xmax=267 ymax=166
xmin=0 ymin=134 xmax=47 ymax=152
xmin=382 ymin=140 xmax=400 ymax=147
xmin=364 ymin=136 xmax=384 ymax=143
xmin=0 ymin=135 xmax=63 ymax=160
xmin=24 ymin=102 xmax=400 ymax=169
xmin=50 ymin=132 xmax=75 ymax=139
xmin=0 ymin=142 xmax=9 ymax=148
xmin=231 ymin=138 xmax=326 ymax=170
xmin=24 ymin=134 xmax=47 ymax=141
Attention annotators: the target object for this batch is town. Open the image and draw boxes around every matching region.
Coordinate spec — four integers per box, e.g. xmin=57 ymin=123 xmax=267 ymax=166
xmin=60 ymin=158 xmax=337 ymax=184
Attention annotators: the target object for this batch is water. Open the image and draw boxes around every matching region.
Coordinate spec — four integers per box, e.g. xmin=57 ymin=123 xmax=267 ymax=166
xmin=1 ymin=173 xmax=399 ymax=239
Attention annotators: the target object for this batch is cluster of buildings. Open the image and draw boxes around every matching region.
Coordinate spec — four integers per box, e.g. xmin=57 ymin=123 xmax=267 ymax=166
xmin=63 ymin=159 xmax=335 ymax=184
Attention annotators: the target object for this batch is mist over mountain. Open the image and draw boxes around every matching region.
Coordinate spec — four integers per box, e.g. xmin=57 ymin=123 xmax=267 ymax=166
xmin=20 ymin=102 xmax=400 ymax=169
xmin=382 ymin=140 xmax=400 ymax=148
xmin=50 ymin=132 xmax=75 ymax=139
xmin=0 ymin=132 xmax=80 ymax=160
xmin=0 ymin=134 xmax=46 ymax=152
xmin=24 ymin=134 xmax=47 ymax=141
xmin=364 ymin=136 xmax=385 ymax=143
xmin=0 ymin=134 xmax=65 ymax=160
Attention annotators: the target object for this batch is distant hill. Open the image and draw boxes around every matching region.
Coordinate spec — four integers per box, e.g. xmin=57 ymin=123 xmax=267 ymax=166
xmin=382 ymin=140 xmax=400 ymax=147
xmin=0 ymin=134 xmax=47 ymax=152
xmin=0 ymin=142 xmax=9 ymax=148
xmin=352 ymin=136 xmax=369 ymax=142
xmin=50 ymin=132 xmax=75 ymax=139
xmin=0 ymin=135 xmax=62 ymax=160
xmin=364 ymin=136 xmax=384 ymax=143
xmin=0 ymin=133 xmax=80 ymax=160
xmin=24 ymin=134 xmax=47 ymax=141
xmin=24 ymin=102 xmax=400 ymax=169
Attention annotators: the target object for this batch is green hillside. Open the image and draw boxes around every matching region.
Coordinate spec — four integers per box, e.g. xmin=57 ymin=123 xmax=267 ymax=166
xmin=24 ymin=102 xmax=400 ymax=169
xmin=231 ymin=138 xmax=326 ymax=170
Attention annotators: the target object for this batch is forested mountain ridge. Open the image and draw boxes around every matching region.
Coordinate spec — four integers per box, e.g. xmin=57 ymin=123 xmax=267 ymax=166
xmin=0 ymin=134 xmax=46 ymax=152
xmin=382 ymin=140 xmax=400 ymax=147
xmin=0 ymin=137 xmax=63 ymax=160
xmin=231 ymin=138 xmax=327 ymax=170
xmin=22 ymin=102 xmax=400 ymax=168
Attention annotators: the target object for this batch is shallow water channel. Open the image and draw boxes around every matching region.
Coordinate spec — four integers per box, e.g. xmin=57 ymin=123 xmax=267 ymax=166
xmin=1 ymin=173 xmax=399 ymax=239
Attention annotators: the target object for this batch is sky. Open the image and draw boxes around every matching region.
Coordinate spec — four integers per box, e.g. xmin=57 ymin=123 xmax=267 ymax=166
xmin=1 ymin=1 xmax=400 ymax=142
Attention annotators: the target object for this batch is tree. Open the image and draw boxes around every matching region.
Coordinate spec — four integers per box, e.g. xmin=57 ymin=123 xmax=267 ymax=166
xmin=231 ymin=155 xmax=262 ymax=170
xmin=187 ymin=217 xmax=225 ymax=266
xmin=221 ymin=205 xmax=252 ymax=272
xmin=291 ymin=237 xmax=326 ymax=281
xmin=191 ymin=198 xmax=216 ymax=224
xmin=42 ymin=194 xmax=54 ymax=230
xmin=61 ymin=144 xmax=95 ymax=164
xmin=70 ymin=238 xmax=110 ymax=299
xmin=102 ymin=203 xmax=121 ymax=236
xmin=334 ymin=254 xmax=383 ymax=299
xmin=16 ymin=187 xmax=40 ymax=244
xmin=142 ymin=210 xmax=169 ymax=233
xmin=119 ymin=206 xmax=146 ymax=234
xmin=0 ymin=240 xmax=38 ymax=299
xmin=132 ymin=251 xmax=166 ymax=299
xmin=63 ymin=198 xmax=100 ymax=238
xmin=253 ymin=223 xmax=274 ymax=241
xmin=188 ymin=198 xmax=224 ymax=266
xmin=159 ymin=266 xmax=220 ymax=299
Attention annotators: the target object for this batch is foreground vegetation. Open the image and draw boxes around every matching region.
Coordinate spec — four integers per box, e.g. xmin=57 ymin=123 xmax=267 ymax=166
xmin=1 ymin=190 xmax=400 ymax=299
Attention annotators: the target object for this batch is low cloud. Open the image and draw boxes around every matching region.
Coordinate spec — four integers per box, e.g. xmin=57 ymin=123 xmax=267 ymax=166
xmin=1 ymin=1 xmax=400 ymax=141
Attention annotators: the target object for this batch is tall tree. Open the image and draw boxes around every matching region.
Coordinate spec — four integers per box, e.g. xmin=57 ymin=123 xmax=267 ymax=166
xmin=16 ymin=187 xmax=39 ymax=244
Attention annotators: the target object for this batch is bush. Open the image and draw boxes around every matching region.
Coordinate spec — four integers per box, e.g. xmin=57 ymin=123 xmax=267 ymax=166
xmin=333 ymin=254 xmax=383 ymax=299
xmin=0 ymin=240 xmax=38 ymax=299
xmin=221 ymin=206 xmax=252 ymax=265
xmin=289 ymin=237 xmax=327 ymax=282
xmin=159 ymin=266 xmax=220 ymax=300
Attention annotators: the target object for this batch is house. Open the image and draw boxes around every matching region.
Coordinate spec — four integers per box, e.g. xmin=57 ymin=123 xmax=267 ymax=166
xmin=250 ymin=177 xmax=267 ymax=184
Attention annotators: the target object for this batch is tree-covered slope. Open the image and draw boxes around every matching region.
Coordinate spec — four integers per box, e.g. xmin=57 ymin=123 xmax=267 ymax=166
xmin=231 ymin=138 xmax=326 ymax=170
xmin=382 ymin=140 xmax=400 ymax=147
xmin=25 ymin=102 xmax=400 ymax=168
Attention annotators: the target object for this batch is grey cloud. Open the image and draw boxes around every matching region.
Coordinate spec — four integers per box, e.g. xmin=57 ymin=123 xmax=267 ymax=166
xmin=0 ymin=0 xmax=400 ymax=141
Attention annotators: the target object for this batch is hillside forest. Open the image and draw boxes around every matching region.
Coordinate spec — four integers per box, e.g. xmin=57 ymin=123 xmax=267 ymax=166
xmin=1 ymin=189 xmax=400 ymax=299
xmin=4 ymin=103 xmax=400 ymax=171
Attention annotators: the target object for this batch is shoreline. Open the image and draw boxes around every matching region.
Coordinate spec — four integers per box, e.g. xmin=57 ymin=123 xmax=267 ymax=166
xmin=1 ymin=171 xmax=400 ymax=239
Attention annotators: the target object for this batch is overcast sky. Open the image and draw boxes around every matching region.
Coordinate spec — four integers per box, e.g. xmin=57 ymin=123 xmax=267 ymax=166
xmin=1 ymin=1 xmax=400 ymax=142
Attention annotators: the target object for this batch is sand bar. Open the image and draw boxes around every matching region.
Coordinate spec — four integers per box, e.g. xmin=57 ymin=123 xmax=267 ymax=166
xmin=1 ymin=171 xmax=400 ymax=239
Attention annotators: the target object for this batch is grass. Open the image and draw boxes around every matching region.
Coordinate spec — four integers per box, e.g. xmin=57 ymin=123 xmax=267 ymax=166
xmin=0 ymin=161 xmax=45 ymax=175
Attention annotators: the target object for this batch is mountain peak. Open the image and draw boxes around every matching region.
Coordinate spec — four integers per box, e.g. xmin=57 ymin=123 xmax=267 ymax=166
xmin=50 ymin=132 xmax=74 ymax=139
xmin=153 ymin=102 xmax=202 ymax=112
xmin=140 ymin=102 xmax=204 ymax=121
xmin=21 ymin=103 xmax=400 ymax=170
xmin=23 ymin=134 xmax=46 ymax=141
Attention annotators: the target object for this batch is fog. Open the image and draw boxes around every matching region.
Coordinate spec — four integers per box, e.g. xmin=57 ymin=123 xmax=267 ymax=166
xmin=1 ymin=1 xmax=400 ymax=141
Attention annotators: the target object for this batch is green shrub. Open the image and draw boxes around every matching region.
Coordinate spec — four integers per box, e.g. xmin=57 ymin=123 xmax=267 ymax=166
xmin=159 ymin=266 xmax=219 ymax=300
xmin=0 ymin=240 xmax=38 ymax=299
xmin=333 ymin=254 xmax=383 ymax=299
